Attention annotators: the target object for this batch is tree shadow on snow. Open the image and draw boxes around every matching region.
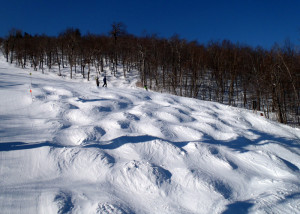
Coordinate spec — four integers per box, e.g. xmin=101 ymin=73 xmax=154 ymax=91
xmin=77 ymin=97 xmax=110 ymax=103
xmin=84 ymin=135 xmax=160 ymax=150
xmin=0 ymin=141 xmax=63 ymax=151
xmin=222 ymin=201 xmax=254 ymax=214
xmin=1 ymin=128 xmax=299 ymax=161
xmin=198 ymin=129 xmax=300 ymax=154
xmin=83 ymin=128 xmax=300 ymax=156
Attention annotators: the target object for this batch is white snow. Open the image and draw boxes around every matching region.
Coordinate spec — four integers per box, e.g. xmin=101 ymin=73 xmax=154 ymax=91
xmin=0 ymin=57 xmax=300 ymax=214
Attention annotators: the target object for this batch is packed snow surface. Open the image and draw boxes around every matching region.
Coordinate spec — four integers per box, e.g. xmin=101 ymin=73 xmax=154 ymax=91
xmin=0 ymin=58 xmax=300 ymax=214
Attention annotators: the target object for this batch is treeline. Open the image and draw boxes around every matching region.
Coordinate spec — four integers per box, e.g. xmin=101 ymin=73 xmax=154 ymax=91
xmin=0 ymin=25 xmax=299 ymax=125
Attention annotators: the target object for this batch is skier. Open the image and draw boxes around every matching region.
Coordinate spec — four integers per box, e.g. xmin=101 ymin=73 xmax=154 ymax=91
xmin=144 ymin=85 xmax=148 ymax=91
xmin=103 ymin=76 xmax=107 ymax=87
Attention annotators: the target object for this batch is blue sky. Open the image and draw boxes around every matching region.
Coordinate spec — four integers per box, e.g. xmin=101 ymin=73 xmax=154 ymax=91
xmin=0 ymin=0 xmax=299 ymax=49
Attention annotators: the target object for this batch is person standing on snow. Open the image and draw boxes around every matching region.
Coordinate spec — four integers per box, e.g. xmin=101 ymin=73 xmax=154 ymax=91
xmin=103 ymin=76 xmax=107 ymax=87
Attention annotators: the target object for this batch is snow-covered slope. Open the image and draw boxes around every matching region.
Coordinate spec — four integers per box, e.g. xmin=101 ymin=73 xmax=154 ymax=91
xmin=0 ymin=58 xmax=300 ymax=214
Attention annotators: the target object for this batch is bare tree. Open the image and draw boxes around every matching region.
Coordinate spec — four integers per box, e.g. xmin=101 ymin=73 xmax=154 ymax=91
xmin=110 ymin=22 xmax=127 ymax=76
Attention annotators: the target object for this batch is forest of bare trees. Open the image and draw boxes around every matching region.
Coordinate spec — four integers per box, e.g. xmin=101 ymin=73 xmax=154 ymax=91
xmin=1 ymin=25 xmax=299 ymax=126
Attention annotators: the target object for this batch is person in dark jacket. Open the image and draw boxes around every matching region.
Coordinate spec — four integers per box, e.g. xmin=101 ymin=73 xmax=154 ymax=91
xmin=103 ymin=76 xmax=107 ymax=87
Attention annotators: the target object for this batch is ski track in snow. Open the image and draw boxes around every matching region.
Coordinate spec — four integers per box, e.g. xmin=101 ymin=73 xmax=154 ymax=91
xmin=0 ymin=58 xmax=300 ymax=214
